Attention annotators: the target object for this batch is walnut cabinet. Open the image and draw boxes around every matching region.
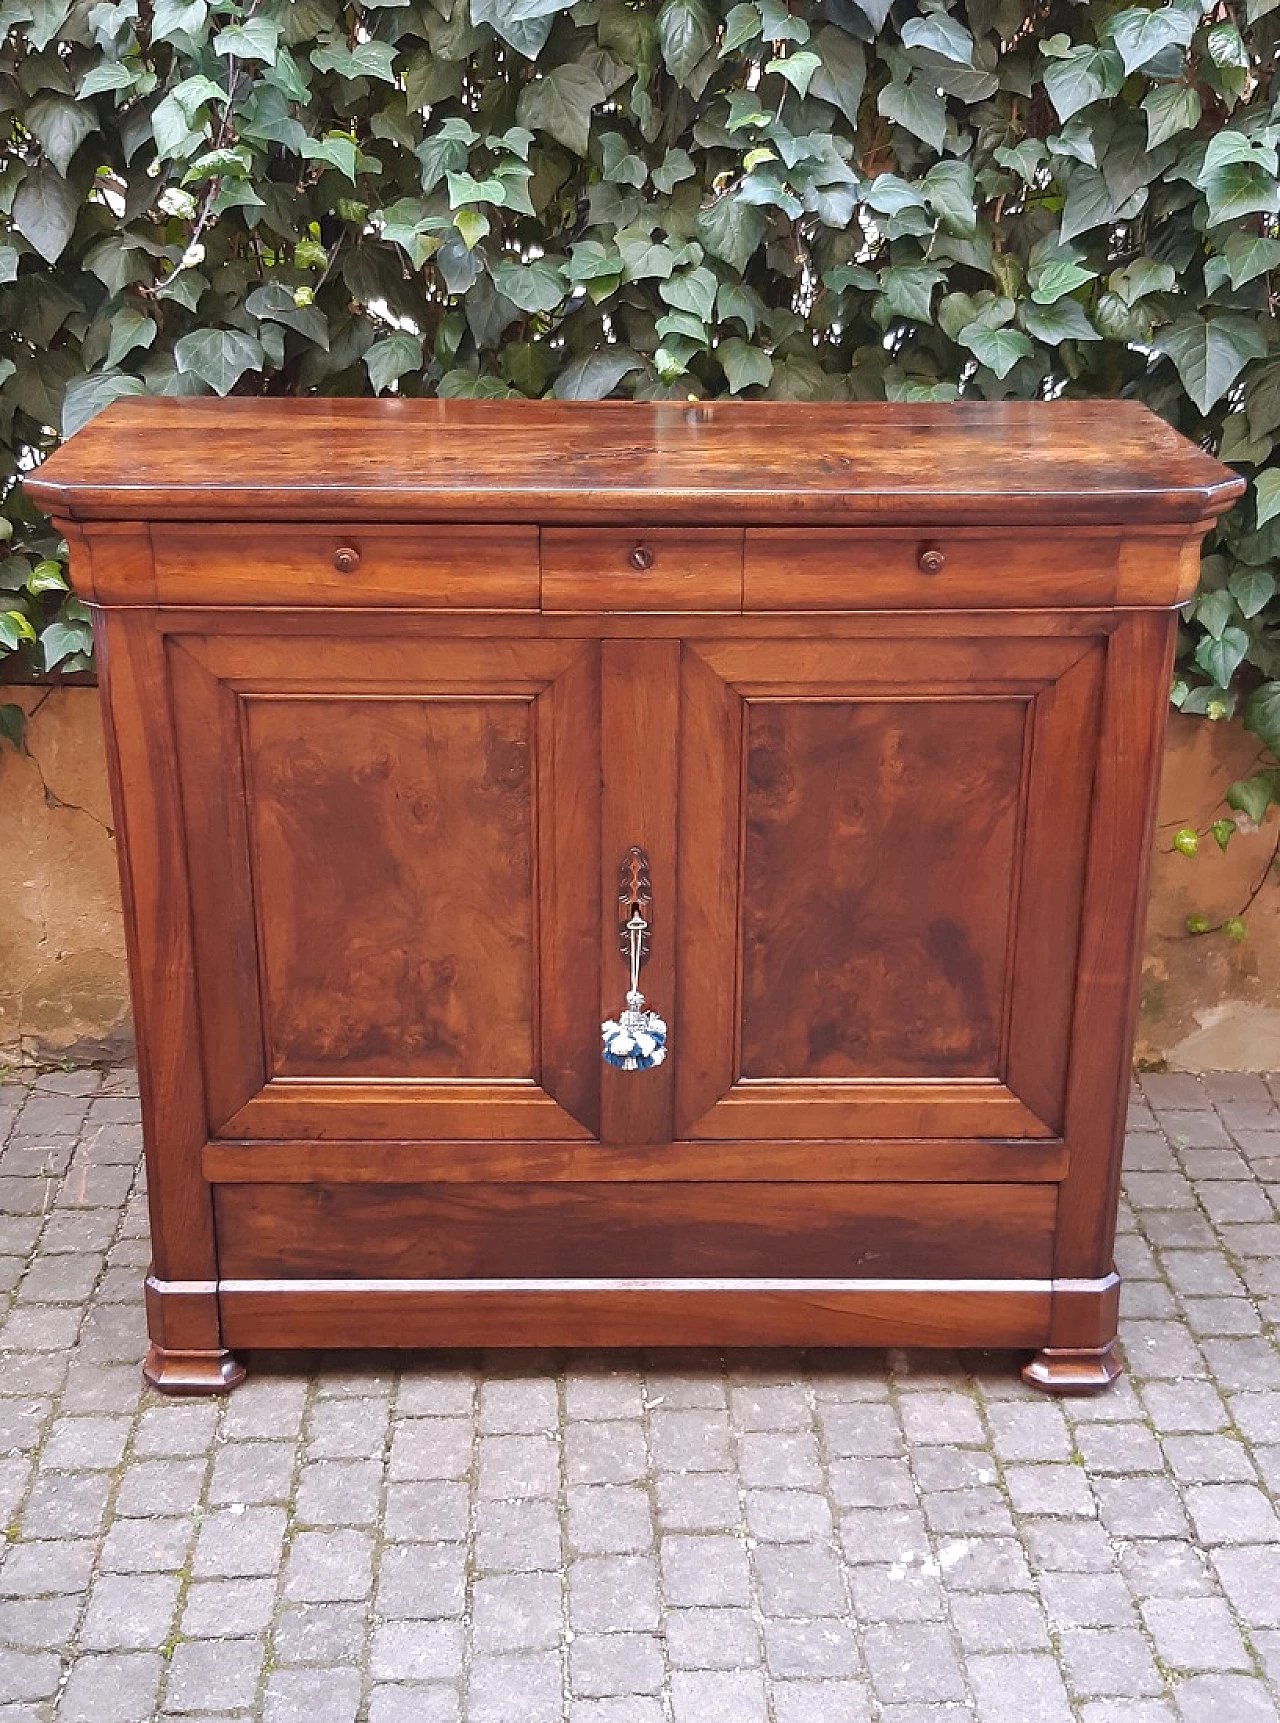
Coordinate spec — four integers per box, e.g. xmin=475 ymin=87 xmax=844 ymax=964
xmin=27 ymin=399 xmax=1242 ymax=1393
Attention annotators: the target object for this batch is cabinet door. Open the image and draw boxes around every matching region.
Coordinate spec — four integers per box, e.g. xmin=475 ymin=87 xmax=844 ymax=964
xmin=167 ymin=631 xmax=600 ymax=1142
xmin=676 ymin=632 xmax=1104 ymax=1147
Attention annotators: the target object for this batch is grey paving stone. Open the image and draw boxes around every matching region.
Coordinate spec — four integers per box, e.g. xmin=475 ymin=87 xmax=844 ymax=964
xmin=208 ymin=1441 xmax=297 ymax=1506
xmin=648 ymin=1409 xmax=732 ymax=1472
xmin=771 ymin=1680 xmax=874 ymax=1723
xmin=476 ymin=1433 xmax=559 ymax=1500
xmin=654 ymin=1471 xmax=741 ymax=1532
xmin=661 ymin=1604 xmax=757 ymax=1672
xmin=367 ymin=1686 xmax=460 ymax=1723
xmin=1185 ymin=1482 xmax=1280 ymax=1544
xmin=181 ymin=1579 xmax=278 ymax=1640
xmin=660 ymin=1534 xmax=751 ymax=1607
xmin=376 ymin=1544 xmax=467 ymax=1620
xmin=57 ymin=1652 xmax=164 ymax=1722
xmin=1173 ymin=1673 xmax=1280 ymax=1722
xmin=1142 ymin=1597 xmax=1251 ymax=1671
xmin=1210 ymin=1545 xmax=1280 ymax=1626
xmin=0 ymin=1648 xmax=59 ymax=1703
xmin=566 ymin=1420 xmax=647 ymax=1485
xmin=670 ymin=1667 xmax=769 ymax=1723
xmin=164 ymin=1637 xmax=265 ymax=1712
xmin=192 ymin=1508 xmax=287 ymax=1578
xmin=478 ymin=1376 xmax=558 ymax=1433
xmin=0 ymin=1539 xmax=96 ymax=1597
xmin=294 ymin=1459 xmax=381 ymax=1527
xmin=1057 ymin=1626 xmax=1166 ymax=1698
xmin=864 ymin=1622 xmax=966 ymax=1704
xmin=369 ymin=1619 xmax=462 ymax=1682
xmin=949 ymin=1592 xmax=1050 ymax=1653
xmin=79 ymin=1571 xmax=182 ymax=1650
xmin=471 ymin=1571 xmax=562 ymax=1654
xmin=263 ymin=1666 xmax=362 ymax=1723
xmin=475 ymin=1496 xmax=562 ymax=1572
xmin=387 ymin=1417 xmax=472 ymax=1483
xmin=100 ymin=1513 xmax=194 ymax=1573
xmin=743 ymin=1488 xmax=833 ymax=1544
xmin=467 ymin=1650 xmax=563 ymax=1723
xmin=755 ymin=1542 xmax=847 ymax=1617
xmin=283 ymin=1529 xmax=374 ymax=1603
xmin=568 ymin=1555 xmax=660 ymax=1634
xmin=271 ymin=1603 xmax=366 ymax=1666
xmin=383 ymin=1480 xmax=470 ymax=1543
xmin=968 ymin=1652 xmax=1074 ymax=1723
xmin=568 ymin=1485 xmax=654 ymax=1555
xmin=570 ymin=1631 xmax=665 ymax=1697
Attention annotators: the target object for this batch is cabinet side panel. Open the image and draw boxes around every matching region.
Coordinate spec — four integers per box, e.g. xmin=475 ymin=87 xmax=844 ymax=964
xmin=1056 ymin=609 xmax=1177 ymax=1279
xmin=93 ymin=609 xmax=220 ymax=1341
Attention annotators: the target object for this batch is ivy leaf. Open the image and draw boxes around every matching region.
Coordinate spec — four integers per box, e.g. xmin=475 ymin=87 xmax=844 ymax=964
xmin=1196 ymin=587 xmax=1237 ymax=640
xmin=717 ymin=337 xmax=772 ymax=393
xmin=213 ymin=17 xmax=280 ymax=63
xmin=300 ymin=134 xmax=361 ymax=182
xmin=1060 ymin=166 xmax=1114 ymax=243
xmin=959 ymin=319 xmax=1033 ymax=378
xmin=766 ymin=51 xmax=822 ymax=99
xmin=696 ymin=196 xmax=766 ymax=273
xmin=106 ymin=306 xmax=158 ymax=368
xmin=25 ymin=97 xmax=95 ymax=176
xmin=657 ymin=0 xmax=715 ymax=84
xmin=0 ymin=704 xmax=25 ymax=752
xmin=490 ymin=257 xmax=567 ymax=312
xmin=1227 ymin=772 xmax=1279 ymax=823
xmin=1196 ymin=131 xmax=1280 ymax=227
xmin=1030 ymin=257 xmax=1096 ymax=304
xmin=77 ymin=62 xmax=138 ymax=97
xmin=1109 ymin=5 xmax=1194 ymax=74
xmin=1244 ymin=683 xmax=1280 ymax=758
xmin=61 ymin=371 xmax=147 ymax=438
xmin=880 ymin=264 xmax=946 ymax=322
xmin=1195 ymin=625 xmax=1250 ymax=687
xmin=660 ymin=266 xmax=717 ymax=321
xmin=809 ymin=27 xmax=865 ymax=123
xmin=901 ymin=12 xmax=974 ymax=64
xmin=1229 ymin=565 xmax=1276 ymax=618
xmin=551 ymin=348 xmax=643 ymax=399
xmin=1156 ymin=316 xmax=1268 ymax=416
xmin=517 ymin=64 xmax=606 ymax=155
xmin=1221 ymin=232 xmax=1280 ymax=291
xmin=1256 ymin=470 xmax=1280 ymax=530
xmin=1110 ymin=257 xmax=1176 ymax=305
xmin=152 ymin=0 xmax=209 ymax=41
xmin=1141 ymin=84 xmax=1200 ymax=151
xmin=921 ymin=160 xmax=976 ymax=236
xmin=311 ymin=41 xmax=400 ymax=83
xmin=0 ymin=611 xmax=36 ymax=650
xmin=877 ymin=79 xmax=946 ymax=154
xmin=1041 ymin=45 xmax=1124 ymax=123
xmin=173 ymin=327 xmax=265 ymax=395
xmin=42 ymin=618 xmax=94 ymax=671
xmin=27 ymin=560 xmax=67 ymax=594
xmin=1019 ymin=298 xmax=1100 ymax=343
xmin=364 ymin=332 xmax=424 ymax=393
xmin=12 ymin=167 xmax=80 ymax=264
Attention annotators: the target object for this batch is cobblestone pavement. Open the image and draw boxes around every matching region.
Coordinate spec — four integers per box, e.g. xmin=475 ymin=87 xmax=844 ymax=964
xmin=0 ymin=1067 xmax=1278 ymax=1722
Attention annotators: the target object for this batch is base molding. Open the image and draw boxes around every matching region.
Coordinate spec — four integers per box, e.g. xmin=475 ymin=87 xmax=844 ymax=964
xmin=1021 ymin=1341 xmax=1123 ymax=1395
xmin=143 ymin=1344 xmax=246 ymax=1396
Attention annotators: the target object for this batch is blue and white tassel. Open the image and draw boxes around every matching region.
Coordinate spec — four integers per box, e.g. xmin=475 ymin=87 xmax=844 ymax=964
xmin=602 ymin=910 xmax=668 ymax=1071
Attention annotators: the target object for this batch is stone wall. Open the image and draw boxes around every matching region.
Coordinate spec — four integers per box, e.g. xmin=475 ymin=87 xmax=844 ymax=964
xmin=2 ymin=689 xmax=1277 ymax=1071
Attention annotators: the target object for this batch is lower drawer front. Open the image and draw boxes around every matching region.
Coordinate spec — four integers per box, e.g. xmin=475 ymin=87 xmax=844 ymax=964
xmin=215 ymin=1182 xmax=1055 ymax=1281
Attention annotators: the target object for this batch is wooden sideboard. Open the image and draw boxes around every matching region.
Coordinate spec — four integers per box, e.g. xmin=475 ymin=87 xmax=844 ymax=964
xmin=27 ymin=398 xmax=1243 ymax=1394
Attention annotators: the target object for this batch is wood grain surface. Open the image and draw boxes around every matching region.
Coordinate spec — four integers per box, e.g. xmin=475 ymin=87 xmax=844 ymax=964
xmin=28 ymin=398 xmax=1243 ymax=530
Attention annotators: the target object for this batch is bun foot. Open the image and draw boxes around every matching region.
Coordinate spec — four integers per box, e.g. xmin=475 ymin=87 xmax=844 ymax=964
xmin=143 ymin=1344 xmax=246 ymax=1396
xmin=1022 ymin=1343 xmax=1122 ymax=1395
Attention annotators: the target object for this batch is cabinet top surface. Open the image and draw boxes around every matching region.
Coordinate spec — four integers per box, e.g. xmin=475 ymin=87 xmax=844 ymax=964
xmin=28 ymin=396 xmax=1241 ymax=527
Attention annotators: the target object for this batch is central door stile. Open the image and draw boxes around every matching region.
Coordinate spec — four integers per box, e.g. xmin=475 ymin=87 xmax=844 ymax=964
xmin=599 ymin=640 xmax=680 ymax=1148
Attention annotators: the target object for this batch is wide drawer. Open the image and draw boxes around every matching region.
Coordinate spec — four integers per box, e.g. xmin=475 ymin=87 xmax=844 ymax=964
xmin=214 ymin=1181 xmax=1056 ymax=1280
xmin=744 ymin=528 xmax=1122 ymax=609
xmin=151 ymin=524 xmax=540 ymax=607
xmin=541 ymin=528 xmax=743 ymax=611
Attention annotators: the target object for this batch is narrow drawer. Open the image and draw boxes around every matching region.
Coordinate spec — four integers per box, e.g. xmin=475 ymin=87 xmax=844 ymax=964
xmin=152 ymin=524 xmax=539 ymax=607
xmin=541 ymin=528 xmax=743 ymax=611
xmin=744 ymin=528 xmax=1121 ymax=609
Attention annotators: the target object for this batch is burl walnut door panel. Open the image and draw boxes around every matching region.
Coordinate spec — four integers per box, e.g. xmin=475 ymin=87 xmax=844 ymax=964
xmin=677 ymin=634 xmax=1105 ymax=1145
xmin=166 ymin=633 xmax=600 ymax=1142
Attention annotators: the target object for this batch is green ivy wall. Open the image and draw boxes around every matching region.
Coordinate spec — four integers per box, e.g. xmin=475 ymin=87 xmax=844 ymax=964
xmin=0 ymin=0 xmax=1278 ymax=931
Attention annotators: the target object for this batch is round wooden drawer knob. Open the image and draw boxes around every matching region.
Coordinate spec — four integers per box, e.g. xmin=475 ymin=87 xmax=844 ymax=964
xmin=917 ymin=545 xmax=946 ymax=575
xmin=628 ymin=544 xmax=655 ymax=572
xmin=333 ymin=545 xmax=361 ymax=574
